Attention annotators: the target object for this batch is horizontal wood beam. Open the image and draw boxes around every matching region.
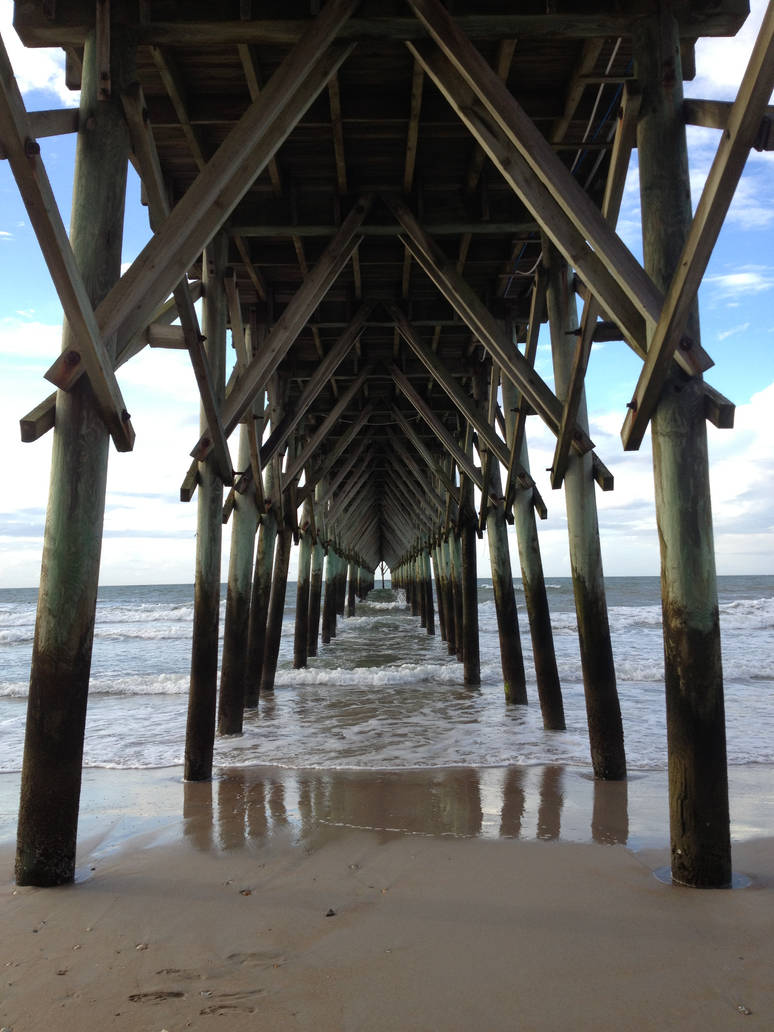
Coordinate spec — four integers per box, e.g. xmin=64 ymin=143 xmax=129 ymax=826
xmin=0 ymin=106 xmax=78 ymax=158
xmin=226 ymin=220 xmax=539 ymax=238
xmin=622 ymin=3 xmax=774 ymax=451
xmin=684 ymin=97 xmax=774 ymax=150
xmin=14 ymin=8 xmax=749 ymax=48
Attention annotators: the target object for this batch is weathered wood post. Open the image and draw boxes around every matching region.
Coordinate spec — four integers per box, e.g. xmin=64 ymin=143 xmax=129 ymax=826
xmin=423 ymin=549 xmax=435 ymax=635
xmin=244 ymin=383 xmax=280 ymax=708
xmin=635 ymin=8 xmax=730 ymax=887
xmin=417 ymin=552 xmax=427 ymax=626
xmin=501 ymin=377 xmax=565 ymax=730
xmin=307 ymin=485 xmax=325 ymax=656
xmin=185 ymin=232 xmax=228 ymax=781
xmin=294 ymin=496 xmax=314 ymax=668
xmin=322 ymin=546 xmax=337 ymax=643
xmin=347 ymin=559 xmax=357 ymax=616
xmin=484 ymin=440 xmax=528 ymax=703
xmin=219 ymin=360 xmax=259 ymax=734
xmin=15 ymin=29 xmax=134 ymax=886
xmin=450 ymin=533 xmax=464 ymax=661
xmin=261 ymin=428 xmax=294 ymax=692
xmin=335 ymin=550 xmax=347 ymax=617
xmin=432 ymin=543 xmax=447 ymax=642
xmin=460 ymin=433 xmax=480 ymax=686
xmin=441 ymin=536 xmax=456 ymax=655
xmin=545 ymin=245 xmax=625 ymax=778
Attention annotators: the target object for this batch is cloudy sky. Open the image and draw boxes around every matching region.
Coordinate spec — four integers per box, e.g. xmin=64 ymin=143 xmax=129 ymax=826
xmin=0 ymin=0 xmax=772 ymax=587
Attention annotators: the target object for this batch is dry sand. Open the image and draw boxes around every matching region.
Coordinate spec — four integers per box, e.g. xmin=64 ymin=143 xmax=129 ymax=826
xmin=1 ymin=764 xmax=772 ymax=1031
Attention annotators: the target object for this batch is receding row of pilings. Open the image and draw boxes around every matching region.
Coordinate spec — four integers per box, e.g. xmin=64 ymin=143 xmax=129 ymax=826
xmin=13 ymin=9 xmax=732 ymax=890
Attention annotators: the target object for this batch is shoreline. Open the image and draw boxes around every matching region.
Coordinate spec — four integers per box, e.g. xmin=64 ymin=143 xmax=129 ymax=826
xmin=2 ymin=763 xmax=773 ymax=1030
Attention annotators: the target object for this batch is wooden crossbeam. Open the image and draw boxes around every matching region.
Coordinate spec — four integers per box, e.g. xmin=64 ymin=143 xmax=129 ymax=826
xmin=0 ymin=32 xmax=135 ymax=451
xmin=193 ymin=195 xmax=372 ymax=461
xmin=300 ymin=404 xmax=373 ymax=499
xmin=87 ymin=8 xmax=358 ymax=352
xmin=390 ymin=406 xmax=461 ymax=506
xmin=684 ymin=97 xmax=774 ymax=150
xmin=0 ymin=107 xmax=78 ymax=159
xmin=386 ymin=195 xmax=594 ymax=455
xmin=314 ymin=437 xmax=371 ymax=511
xmin=503 ymin=267 xmax=546 ymax=512
xmin=120 ymin=81 xmax=233 ymax=483
xmin=391 ymin=365 xmax=484 ymax=492
xmin=14 ymin=11 xmax=750 ymax=48
xmin=283 ymin=365 xmax=373 ymax=487
xmin=550 ymin=84 xmax=641 ymax=489
xmin=389 ymin=304 xmax=526 ymax=479
xmin=406 ymin=32 xmax=715 ymax=378
xmin=622 ymin=2 xmax=774 ymax=451
xmin=386 ymin=430 xmax=447 ymax=515
xmin=259 ymin=302 xmax=373 ymax=468
xmin=406 ymin=1 xmax=670 ymax=351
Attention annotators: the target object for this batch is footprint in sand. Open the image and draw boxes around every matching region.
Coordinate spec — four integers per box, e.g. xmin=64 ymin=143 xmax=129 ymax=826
xmin=128 ymin=990 xmax=185 ymax=1003
xmin=199 ymin=988 xmax=265 ymax=1015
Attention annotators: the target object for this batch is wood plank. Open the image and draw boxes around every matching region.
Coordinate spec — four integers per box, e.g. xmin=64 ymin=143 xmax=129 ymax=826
xmin=328 ymin=73 xmax=348 ymax=194
xmin=622 ymin=3 xmax=774 ymax=451
xmin=390 ymin=406 xmax=461 ymax=505
xmin=93 ymin=8 xmax=358 ymax=350
xmin=300 ymin=404 xmax=373 ymax=498
xmin=684 ymin=97 xmax=774 ymax=149
xmin=119 ymin=80 xmax=233 ymax=483
xmin=390 ymin=303 xmax=525 ymax=477
xmin=403 ymin=59 xmax=424 ymax=194
xmin=407 ymin=1 xmax=675 ymax=352
xmin=15 ymin=9 xmax=750 ymax=48
xmin=550 ymin=84 xmax=641 ymax=489
xmin=0 ymin=108 xmax=78 ymax=159
xmin=0 ymin=32 xmax=134 ymax=452
xmin=386 ymin=195 xmax=594 ymax=454
xmin=259 ymin=302 xmax=373 ymax=468
xmin=283 ymin=365 xmax=373 ymax=487
xmin=194 ymin=195 xmax=372 ymax=459
xmin=391 ymin=364 xmax=484 ymax=491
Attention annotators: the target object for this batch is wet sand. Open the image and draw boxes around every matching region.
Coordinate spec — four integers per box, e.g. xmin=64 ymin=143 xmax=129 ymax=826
xmin=1 ymin=764 xmax=773 ymax=1030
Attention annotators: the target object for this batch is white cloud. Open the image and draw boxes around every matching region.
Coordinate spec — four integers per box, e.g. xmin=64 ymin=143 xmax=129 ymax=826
xmin=0 ymin=316 xmax=62 ymax=359
xmin=705 ymin=266 xmax=774 ymax=297
xmin=717 ymin=322 xmax=750 ymax=341
xmin=0 ymin=0 xmax=77 ymax=106
xmin=692 ymin=0 xmax=774 ymax=101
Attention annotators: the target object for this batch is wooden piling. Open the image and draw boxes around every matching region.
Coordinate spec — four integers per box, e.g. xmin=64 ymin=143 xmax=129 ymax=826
xmin=486 ymin=455 xmax=527 ymax=704
xmin=423 ymin=550 xmax=435 ymax=635
xmin=347 ymin=560 xmax=357 ymax=616
xmin=185 ymin=232 xmax=228 ymax=781
xmin=502 ymin=378 xmax=565 ymax=730
xmin=218 ymin=413 xmax=259 ymax=734
xmin=432 ymin=543 xmax=447 ymax=642
xmin=441 ymin=537 xmax=457 ymax=655
xmin=15 ymin=30 xmax=133 ymax=886
xmin=260 ymin=518 xmax=292 ymax=693
xmin=335 ymin=551 xmax=347 ymax=618
xmin=293 ymin=497 xmax=314 ymax=668
xmin=546 ymin=245 xmax=625 ymax=779
xmin=307 ymin=488 xmax=324 ymax=656
xmin=635 ymin=10 xmax=730 ymax=887
xmin=244 ymin=385 xmax=281 ymax=708
xmin=322 ymin=547 xmax=337 ymax=643
xmin=460 ymin=435 xmax=480 ymax=686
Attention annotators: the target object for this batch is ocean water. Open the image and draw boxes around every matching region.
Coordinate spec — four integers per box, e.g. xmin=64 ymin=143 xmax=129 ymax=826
xmin=0 ymin=576 xmax=772 ymax=775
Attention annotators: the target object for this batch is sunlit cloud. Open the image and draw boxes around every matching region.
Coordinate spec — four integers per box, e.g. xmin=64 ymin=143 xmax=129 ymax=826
xmin=705 ymin=266 xmax=774 ymax=298
xmin=0 ymin=0 xmax=77 ymax=107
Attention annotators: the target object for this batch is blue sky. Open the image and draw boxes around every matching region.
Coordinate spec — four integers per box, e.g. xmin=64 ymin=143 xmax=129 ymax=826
xmin=0 ymin=0 xmax=772 ymax=587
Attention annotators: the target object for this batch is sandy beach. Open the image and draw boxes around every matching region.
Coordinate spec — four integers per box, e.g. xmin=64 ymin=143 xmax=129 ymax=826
xmin=2 ymin=764 xmax=773 ymax=1031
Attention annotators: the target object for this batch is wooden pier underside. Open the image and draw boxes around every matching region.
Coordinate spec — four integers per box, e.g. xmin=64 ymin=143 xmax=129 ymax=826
xmin=5 ymin=0 xmax=774 ymax=889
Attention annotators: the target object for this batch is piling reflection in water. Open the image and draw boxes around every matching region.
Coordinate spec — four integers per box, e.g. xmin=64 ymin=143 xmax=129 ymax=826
xmin=181 ymin=765 xmax=633 ymax=850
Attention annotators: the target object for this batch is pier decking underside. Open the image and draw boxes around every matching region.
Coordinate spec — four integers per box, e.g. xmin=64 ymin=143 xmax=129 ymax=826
xmin=5 ymin=0 xmax=773 ymax=890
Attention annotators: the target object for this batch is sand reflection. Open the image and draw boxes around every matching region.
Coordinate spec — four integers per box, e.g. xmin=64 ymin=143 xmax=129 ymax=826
xmin=190 ymin=764 xmax=632 ymax=848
